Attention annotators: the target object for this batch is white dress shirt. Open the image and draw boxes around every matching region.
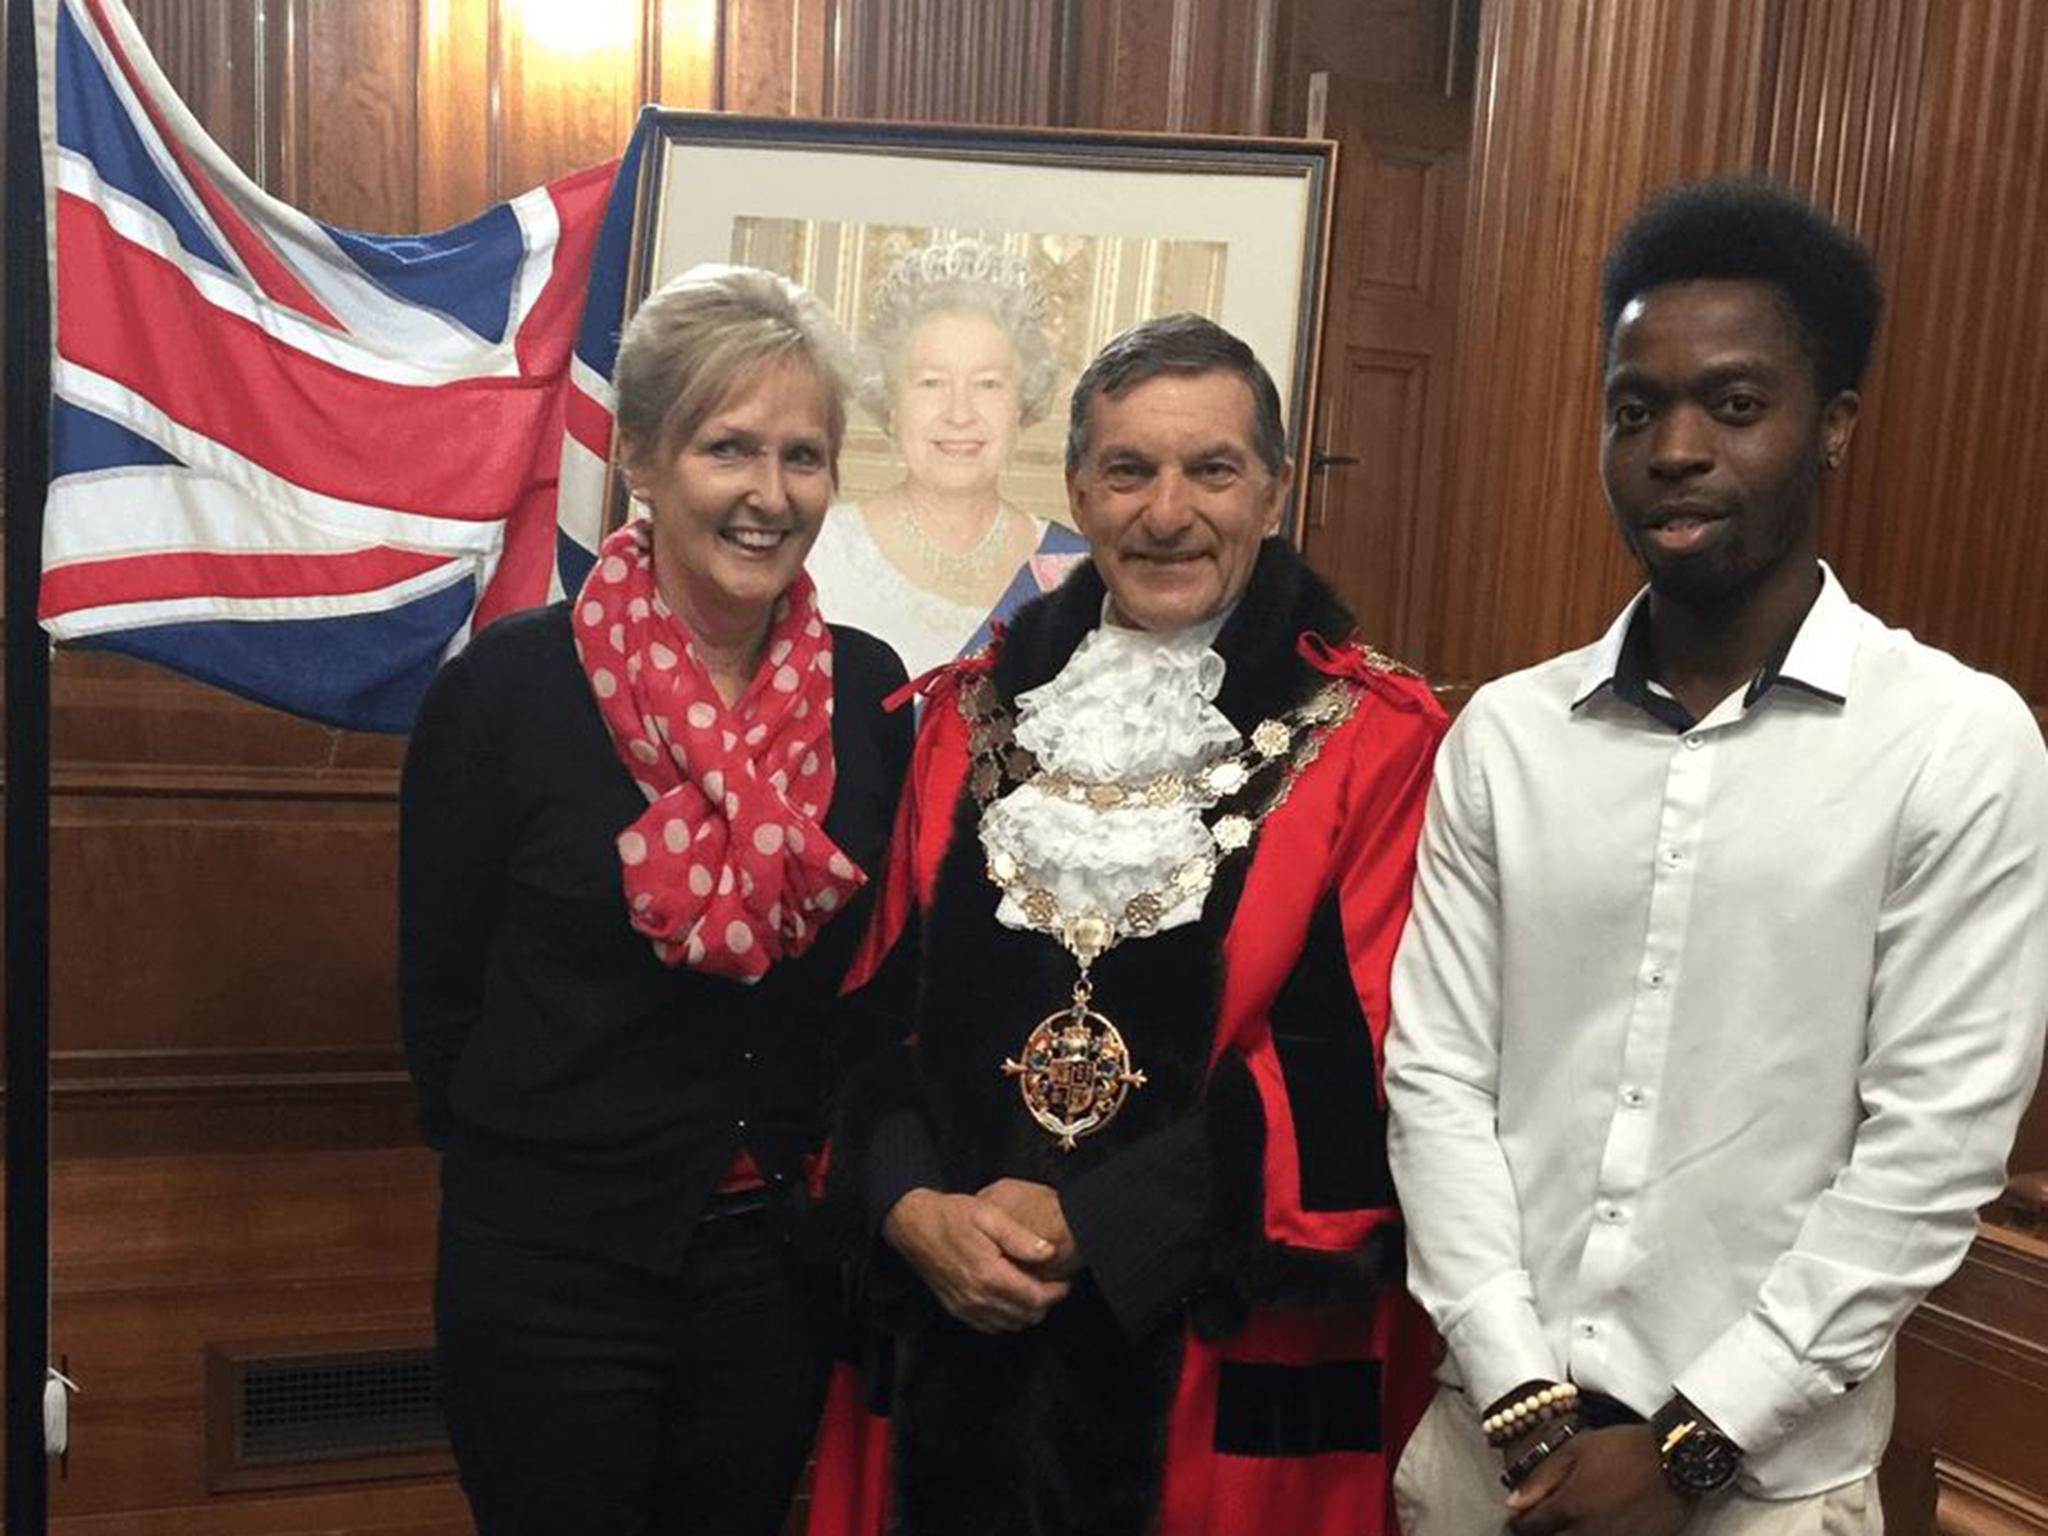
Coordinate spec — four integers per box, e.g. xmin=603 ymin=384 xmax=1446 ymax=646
xmin=1386 ymin=564 xmax=2048 ymax=1497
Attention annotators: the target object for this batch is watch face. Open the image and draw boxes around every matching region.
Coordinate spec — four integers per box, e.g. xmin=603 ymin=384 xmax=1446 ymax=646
xmin=1666 ymin=1426 xmax=1742 ymax=1494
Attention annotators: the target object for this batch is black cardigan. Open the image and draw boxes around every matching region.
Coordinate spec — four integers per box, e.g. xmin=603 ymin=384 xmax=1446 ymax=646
xmin=399 ymin=602 xmax=910 ymax=1274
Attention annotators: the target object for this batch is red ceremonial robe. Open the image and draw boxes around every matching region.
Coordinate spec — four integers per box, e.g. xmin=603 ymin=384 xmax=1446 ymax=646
xmin=808 ymin=543 xmax=1444 ymax=1536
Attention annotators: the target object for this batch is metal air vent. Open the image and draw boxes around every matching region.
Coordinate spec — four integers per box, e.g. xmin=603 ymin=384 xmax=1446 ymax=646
xmin=204 ymin=1332 xmax=454 ymax=1493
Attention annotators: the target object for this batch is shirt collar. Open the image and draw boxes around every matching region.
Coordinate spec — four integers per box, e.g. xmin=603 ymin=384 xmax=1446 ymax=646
xmin=1572 ymin=587 xmax=1652 ymax=712
xmin=1748 ymin=561 xmax=1857 ymax=705
xmin=1571 ymin=562 xmax=1859 ymax=722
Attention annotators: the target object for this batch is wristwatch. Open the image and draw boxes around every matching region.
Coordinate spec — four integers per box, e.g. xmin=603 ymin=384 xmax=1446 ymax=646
xmin=1651 ymin=1395 xmax=1742 ymax=1496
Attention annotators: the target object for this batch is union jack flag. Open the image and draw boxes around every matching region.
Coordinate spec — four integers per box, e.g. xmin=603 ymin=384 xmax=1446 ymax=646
xmin=34 ymin=0 xmax=642 ymax=730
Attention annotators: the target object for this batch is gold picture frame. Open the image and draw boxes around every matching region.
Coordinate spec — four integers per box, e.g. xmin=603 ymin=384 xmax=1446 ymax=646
xmin=621 ymin=112 xmax=1336 ymax=536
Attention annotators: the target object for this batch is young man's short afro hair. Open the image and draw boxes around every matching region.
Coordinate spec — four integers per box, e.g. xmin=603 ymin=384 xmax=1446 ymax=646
xmin=1600 ymin=177 xmax=1884 ymax=398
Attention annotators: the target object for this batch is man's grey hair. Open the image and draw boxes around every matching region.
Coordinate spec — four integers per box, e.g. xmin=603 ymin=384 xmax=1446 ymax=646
xmin=1064 ymin=313 xmax=1288 ymax=475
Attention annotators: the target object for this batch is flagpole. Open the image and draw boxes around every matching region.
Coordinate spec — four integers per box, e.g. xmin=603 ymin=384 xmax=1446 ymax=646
xmin=4 ymin=0 xmax=55 ymax=1523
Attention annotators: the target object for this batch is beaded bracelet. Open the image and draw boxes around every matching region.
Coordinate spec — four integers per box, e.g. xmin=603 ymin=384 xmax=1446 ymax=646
xmin=1481 ymin=1381 xmax=1581 ymax=1447
xmin=1500 ymin=1417 xmax=1581 ymax=1489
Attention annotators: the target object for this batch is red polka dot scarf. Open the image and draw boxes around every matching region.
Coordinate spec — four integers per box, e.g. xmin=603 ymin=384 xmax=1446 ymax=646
xmin=571 ymin=519 xmax=866 ymax=980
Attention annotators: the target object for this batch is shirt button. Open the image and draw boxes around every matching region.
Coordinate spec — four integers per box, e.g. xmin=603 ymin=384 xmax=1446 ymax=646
xmin=736 ymin=1118 xmax=748 ymax=1132
xmin=1577 ymin=1320 xmax=1599 ymax=1339
xmin=1684 ymin=734 xmax=1704 ymax=751
xmin=742 ymin=1050 xmax=755 ymax=1064
xmin=1621 ymin=1086 xmax=1649 ymax=1108
xmin=1662 ymin=848 xmax=1683 ymax=867
xmin=1647 ymin=970 xmax=1665 ymax=988
xmin=1599 ymin=1203 xmax=1628 ymax=1224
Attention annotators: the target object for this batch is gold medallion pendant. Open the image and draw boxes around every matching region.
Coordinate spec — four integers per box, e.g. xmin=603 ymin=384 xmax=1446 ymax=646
xmin=962 ymin=671 xmax=1363 ymax=1150
xmin=1002 ymin=979 xmax=1147 ymax=1150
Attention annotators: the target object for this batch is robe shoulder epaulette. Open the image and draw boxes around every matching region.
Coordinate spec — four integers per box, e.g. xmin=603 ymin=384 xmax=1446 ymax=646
xmin=884 ymin=638 xmax=1002 ymax=715
xmin=1297 ymin=632 xmax=1444 ymax=720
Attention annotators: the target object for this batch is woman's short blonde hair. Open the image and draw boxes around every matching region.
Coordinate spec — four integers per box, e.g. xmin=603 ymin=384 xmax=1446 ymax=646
xmin=854 ymin=239 xmax=1060 ymax=433
xmin=613 ymin=263 xmax=855 ymax=474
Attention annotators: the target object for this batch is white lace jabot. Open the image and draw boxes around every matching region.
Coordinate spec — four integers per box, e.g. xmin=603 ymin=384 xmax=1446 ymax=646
xmin=978 ymin=612 xmax=1239 ymax=937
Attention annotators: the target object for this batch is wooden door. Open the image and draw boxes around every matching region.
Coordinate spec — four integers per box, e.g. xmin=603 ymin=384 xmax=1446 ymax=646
xmin=1299 ymin=73 xmax=1469 ymax=665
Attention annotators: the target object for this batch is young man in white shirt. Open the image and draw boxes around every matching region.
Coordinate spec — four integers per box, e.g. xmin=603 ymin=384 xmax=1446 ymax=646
xmin=1385 ymin=178 xmax=2048 ymax=1536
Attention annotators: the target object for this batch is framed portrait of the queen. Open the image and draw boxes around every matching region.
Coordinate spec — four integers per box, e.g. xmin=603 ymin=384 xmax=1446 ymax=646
xmin=621 ymin=112 xmax=1334 ymax=678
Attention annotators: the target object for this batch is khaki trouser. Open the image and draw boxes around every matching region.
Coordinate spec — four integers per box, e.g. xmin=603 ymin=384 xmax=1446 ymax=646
xmin=1393 ymin=1386 xmax=1883 ymax=1536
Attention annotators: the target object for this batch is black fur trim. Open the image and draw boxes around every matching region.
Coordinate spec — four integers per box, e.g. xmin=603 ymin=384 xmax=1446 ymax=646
xmin=1269 ymin=893 xmax=1397 ymax=1211
xmin=1192 ymin=1051 xmax=1263 ymax=1342
xmin=891 ymin=1285 xmax=1182 ymax=1536
xmin=1213 ymin=1358 xmax=1385 ymax=1456
xmin=1201 ymin=1044 xmax=1402 ymax=1321
xmin=1233 ymin=1223 xmax=1405 ymax=1312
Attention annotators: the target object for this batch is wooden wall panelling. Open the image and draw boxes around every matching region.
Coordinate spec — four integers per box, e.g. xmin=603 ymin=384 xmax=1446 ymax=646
xmin=1784 ymin=0 xmax=2048 ymax=715
xmin=1886 ymin=1225 xmax=2048 ymax=1534
xmin=1300 ymin=75 xmax=1468 ymax=661
xmin=1065 ymin=0 xmax=1282 ymax=136
xmin=1311 ymin=344 xmax=1429 ymax=652
xmin=122 ymin=0 xmax=264 ymax=181
xmin=48 ymin=795 xmax=397 ymax=1062
xmin=50 ymin=1490 xmax=468 ymax=1536
xmin=264 ymin=0 xmax=302 ymax=208
xmin=46 ymin=1149 xmax=461 ymax=1533
xmin=832 ymin=0 xmax=1065 ymax=126
xmin=1066 ymin=0 xmax=1176 ymax=132
xmin=1759 ymin=0 xmax=1928 ymax=234
xmin=1933 ymin=1460 xmax=2048 ymax=1536
xmin=1193 ymin=0 xmax=1281 ymax=139
xmin=37 ymin=799 xmax=404 ymax=1142
xmin=496 ymin=0 xmax=647 ymax=196
xmin=417 ymin=0 xmax=492 ymax=230
xmin=1756 ymin=0 xmax=1929 ymax=605
xmin=2013 ymin=1095 xmax=2048 ymax=1193
xmin=418 ymin=0 xmax=730 ymax=233
xmin=1272 ymin=0 xmax=1470 ymax=135
xmin=39 ymin=642 xmax=409 ymax=1165
xmin=282 ymin=0 xmax=423 ymax=229
xmin=44 ymin=786 xmax=411 ymax=1159
xmin=650 ymin=0 xmax=723 ymax=110
xmin=45 ymin=650 xmax=405 ymax=788
xmin=1427 ymin=0 xmax=1774 ymax=697
xmin=721 ymin=0 xmax=838 ymax=117
xmin=1061 ymin=0 xmax=1474 ymax=140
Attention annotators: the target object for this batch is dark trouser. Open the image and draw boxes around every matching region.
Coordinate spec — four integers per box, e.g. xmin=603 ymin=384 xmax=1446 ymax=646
xmin=435 ymin=1197 xmax=833 ymax=1536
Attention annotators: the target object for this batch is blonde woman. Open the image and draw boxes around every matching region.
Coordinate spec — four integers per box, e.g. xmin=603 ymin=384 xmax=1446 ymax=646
xmin=402 ymin=265 xmax=910 ymax=1536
